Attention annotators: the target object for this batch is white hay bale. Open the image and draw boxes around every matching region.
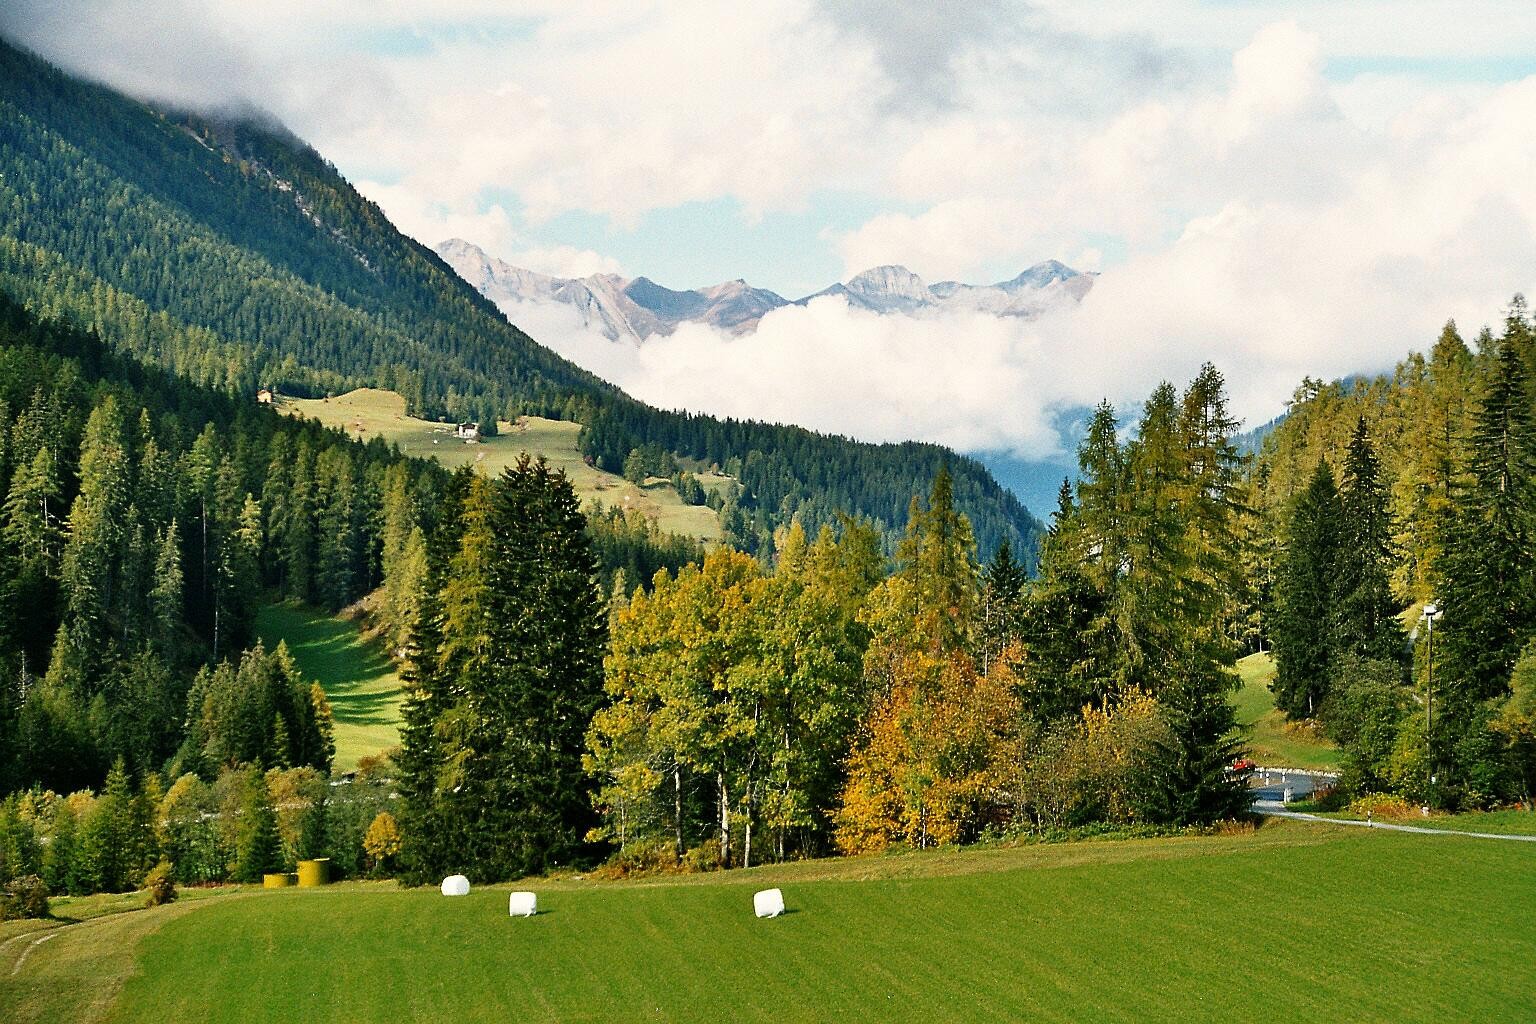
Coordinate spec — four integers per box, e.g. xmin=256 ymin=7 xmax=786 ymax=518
xmin=440 ymin=874 xmax=470 ymax=897
xmin=508 ymin=891 xmax=538 ymax=917
xmin=753 ymin=888 xmax=785 ymax=919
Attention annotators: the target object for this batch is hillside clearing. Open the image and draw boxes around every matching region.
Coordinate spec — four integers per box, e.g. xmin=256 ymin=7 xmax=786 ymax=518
xmin=280 ymin=388 xmax=722 ymax=543
xmin=254 ymin=602 xmax=402 ymax=770
xmin=1235 ymin=652 xmax=1341 ymax=770
xmin=5 ymin=822 xmax=1532 ymax=1023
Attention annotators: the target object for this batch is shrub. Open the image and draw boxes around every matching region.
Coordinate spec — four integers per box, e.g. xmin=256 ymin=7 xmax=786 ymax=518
xmin=1299 ymin=784 xmax=1348 ymax=812
xmin=682 ymin=838 xmax=723 ymax=873
xmin=143 ymin=860 xmax=177 ymax=907
xmin=589 ymin=838 xmax=681 ymax=880
xmin=0 ymin=875 xmax=51 ymax=921
xmin=1346 ymin=793 xmax=1420 ymax=819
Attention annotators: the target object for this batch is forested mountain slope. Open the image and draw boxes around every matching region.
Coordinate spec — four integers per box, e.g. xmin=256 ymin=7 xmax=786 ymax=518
xmin=0 ymin=38 xmax=1040 ymax=562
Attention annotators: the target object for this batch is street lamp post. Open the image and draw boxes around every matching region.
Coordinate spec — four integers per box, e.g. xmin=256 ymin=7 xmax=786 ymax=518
xmin=1423 ymin=602 xmax=1440 ymax=796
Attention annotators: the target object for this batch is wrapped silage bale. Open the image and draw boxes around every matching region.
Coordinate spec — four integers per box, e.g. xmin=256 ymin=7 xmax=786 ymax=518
xmin=441 ymin=874 xmax=471 ymax=896
xmin=753 ymin=888 xmax=786 ymax=918
xmin=508 ymin=891 xmax=537 ymax=917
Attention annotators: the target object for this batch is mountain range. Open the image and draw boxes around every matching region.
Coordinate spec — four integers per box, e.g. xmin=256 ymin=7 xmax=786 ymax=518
xmin=437 ymin=238 xmax=1095 ymax=345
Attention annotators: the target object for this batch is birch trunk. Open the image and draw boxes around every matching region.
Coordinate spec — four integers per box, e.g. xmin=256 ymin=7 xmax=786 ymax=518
xmin=673 ymin=764 xmax=684 ymax=861
xmin=717 ymin=770 xmax=731 ymax=868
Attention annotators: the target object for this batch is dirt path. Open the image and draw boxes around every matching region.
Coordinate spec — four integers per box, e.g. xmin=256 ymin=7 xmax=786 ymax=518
xmin=0 ymin=896 xmax=239 ymax=1024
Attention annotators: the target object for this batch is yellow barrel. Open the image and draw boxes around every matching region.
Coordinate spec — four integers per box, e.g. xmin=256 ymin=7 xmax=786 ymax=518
xmin=263 ymin=873 xmax=295 ymax=888
xmin=296 ymin=859 xmax=331 ymax=887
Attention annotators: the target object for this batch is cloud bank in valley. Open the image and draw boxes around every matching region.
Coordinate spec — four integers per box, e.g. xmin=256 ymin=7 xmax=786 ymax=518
xmin=491 ymin=19 xmax=1536 ymax=459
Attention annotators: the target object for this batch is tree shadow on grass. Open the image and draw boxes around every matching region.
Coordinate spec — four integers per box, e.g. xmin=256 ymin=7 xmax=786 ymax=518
xmin=258 ymin=603 xmax=401 ymax=728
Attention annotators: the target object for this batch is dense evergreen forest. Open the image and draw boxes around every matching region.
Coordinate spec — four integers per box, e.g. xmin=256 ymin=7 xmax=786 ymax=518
xmin=0 ymin=295 xmax=707 ymax=893
xmin=0 ymin=295 xmax=700 ymax=796
xmin=0 ymin=37 xmax=1039 ymax=562
xmin=1259 ymin=301 xmax=1536 ymax=809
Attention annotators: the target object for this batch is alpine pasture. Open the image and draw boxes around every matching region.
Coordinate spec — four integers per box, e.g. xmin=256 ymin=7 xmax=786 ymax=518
xmin=281 ymin=388 xmax=724 ymax=544
xmin=254 ymin=603 xmax=402 ymax=771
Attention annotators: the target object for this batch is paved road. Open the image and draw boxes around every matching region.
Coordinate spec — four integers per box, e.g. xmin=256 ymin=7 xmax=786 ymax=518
xmin=1247 ymin=767 xmax=1536 ymax=843
xmin=1247 ymin=767 xmax=1333 ymax=805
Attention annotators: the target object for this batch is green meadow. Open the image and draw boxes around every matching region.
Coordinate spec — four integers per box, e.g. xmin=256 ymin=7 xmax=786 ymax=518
xmin=1234 ymin=652 xmax=1341 ymax=770
xmin=254 ymin=602 xmax=402 ymax=770
xmin=4 ymin=821 xmax=1532 ymax=1024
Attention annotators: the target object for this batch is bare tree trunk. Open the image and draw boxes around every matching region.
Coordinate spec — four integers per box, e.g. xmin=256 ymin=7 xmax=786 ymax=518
xmin=673 ymin=764 xmax=684 ymax=861
xmin=717 ymin=770 xmax=731 ymax=868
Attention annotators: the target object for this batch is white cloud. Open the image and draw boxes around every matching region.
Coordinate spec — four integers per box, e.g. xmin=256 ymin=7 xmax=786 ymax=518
xmin=505 ymin=26 xmax=1536 ymax=454
xmin=506 ymin=295 xmax=1065 ymax=457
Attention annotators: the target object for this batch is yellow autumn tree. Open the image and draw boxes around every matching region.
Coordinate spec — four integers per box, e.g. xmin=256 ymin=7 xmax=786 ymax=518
xmin=363 ymin=811 xmax=402 ymax=875
xmin=835 ymin=651 xmax=1022 ymax=853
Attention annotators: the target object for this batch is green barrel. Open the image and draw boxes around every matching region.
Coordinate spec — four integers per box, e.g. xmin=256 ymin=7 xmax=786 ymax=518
xmin=263 ymin=873 xmax=295 ymax=888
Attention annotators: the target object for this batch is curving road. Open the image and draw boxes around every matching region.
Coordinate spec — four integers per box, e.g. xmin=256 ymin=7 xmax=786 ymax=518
xmin=1248 ymin=767 xmax=1536 ymax=842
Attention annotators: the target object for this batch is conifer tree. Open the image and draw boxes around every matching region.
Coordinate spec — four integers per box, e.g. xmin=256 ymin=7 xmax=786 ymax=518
xmin=235 ymin=770 xmax=282 ymax=882
xmin=1437 ymin=308 xmax=1536 ymax=772
xmin=1272 ymin=461 xmax=1344 ymax=717
xmin=1335 ymin=418 xmax=1407 ymax=668
xmin=977 ymin=538 xmax=1027 ymax=672
xmin=400 ymin=457 xmax=606 ymax=881
xmin=1142 ymin=661 xmax=1248 ymax=825
xmin=58 ymin=396 xmax=132 ymax=669
xmin=77 ymin=758 xmax=134 ymax=892
xmin=149 ymin=521 xmax=184 ymax=650
xmin=1018 ymin=479 xmax=1112 ymax=719
xmin=895 ymin=466 xmax=979 ymax=651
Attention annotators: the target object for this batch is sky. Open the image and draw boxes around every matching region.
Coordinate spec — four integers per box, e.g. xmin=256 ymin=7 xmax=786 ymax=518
xmin=5 ymin=1 xmax=1536 ymax=473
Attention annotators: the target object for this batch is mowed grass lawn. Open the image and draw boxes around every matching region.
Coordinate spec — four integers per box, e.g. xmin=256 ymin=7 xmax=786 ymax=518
xmin=282 ymin=388 xmax=722 ymax=544
xmin=255 ymin=602 xmax=401 ymax=770
xmin=1235 ymin=652 xmax=1341 ymax=770
xmin=8 ymin=823 xmax=1533 ymax=1024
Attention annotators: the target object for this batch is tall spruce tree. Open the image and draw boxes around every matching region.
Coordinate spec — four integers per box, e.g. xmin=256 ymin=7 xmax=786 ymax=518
xmin=1437 ymin=308 xmax=1536 ymax=761
xmin=1272 ymin=460 xmax=1344 ymax=718
xmin=977 ymin=538 xmax=1027 ymax=673
xmin=399 ymin=457 xmax=607 ymax=881
xmin=1335 ymin=418 xmax=1407 ymax=668
xmin=1018 ymin=479 xmax=1110 ymax=720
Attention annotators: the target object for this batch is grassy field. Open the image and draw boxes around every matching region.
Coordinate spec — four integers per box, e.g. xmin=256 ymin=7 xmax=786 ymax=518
xmin=254 ymin=602 xmax=401 ymax=770
xmin=281 ymin=388 xmax=722 ymax=544
xmin=4 ymin=822 xmax=1533 ymax=1023
xmin=1316 ymin=809 xmax=1536 ymax=836
xmin=1234 ymin=652 xmax=1341 ymax=770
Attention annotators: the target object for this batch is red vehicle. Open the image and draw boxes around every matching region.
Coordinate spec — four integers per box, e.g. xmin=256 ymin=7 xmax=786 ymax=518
xmin=1231 ymin=757 xmax=1257 ymax=773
